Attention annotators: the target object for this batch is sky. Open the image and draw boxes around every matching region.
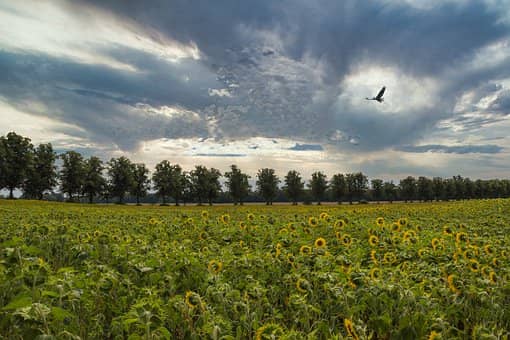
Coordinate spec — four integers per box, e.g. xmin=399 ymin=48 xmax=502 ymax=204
xmin=1 ymin=0 xmax=510 ymax=182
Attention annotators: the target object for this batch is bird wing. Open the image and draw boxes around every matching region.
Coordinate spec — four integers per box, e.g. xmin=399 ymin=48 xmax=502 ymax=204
xmin=376 ymin=86 xmax=386 ymax=100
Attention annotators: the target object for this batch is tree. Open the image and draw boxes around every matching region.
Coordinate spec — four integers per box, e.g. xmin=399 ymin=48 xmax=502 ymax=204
xmin=224 ymin=165 xmax=250 ymax=205
xmin=444 ymin=178 xmax=456 ymax=200
xmin=417 ymin=176 xmax=433 ymax=202
xmin=330 ymin=173 xmax=347 ymax=204
xmin=153 ymin=161 xmax=185 ymax=205
xmin=399 ymin=176 xmax=417 ymax=203
xmin=256 ymin=168 xmax=280 ymax=205
xmin=308 ymin=171 xmax=328 ymax=205
xmin=131 ymin=163 xmax=150 ymax=205
xmin=345 ymin=173 xmax=356 ymax=204
xmin=371 ymin=179 xmax=384 ymax=203
xmin=206 ymin=168 xmax=222 ymax=205
xmin=60 ymin=151 xmax=85 ymax=201
xmin=23 ymin=143 xmax=57 ymax=199
xmin=283 ymin=170 xmax=304 ymax=205
xmin=107 ymin=156 xmax=134 ymax=204
xmin=383 ymin=181 xmax=397 ymax=203
xmin=188 ymin=165 xmax=222 ymax=205
xmin=432 ymin=177 xmax=445 ymax=201
xmin=82 ymin=156 xmax=106 ymax=204
xmin=0 ymin=132 xmax=33 ymax=198
xmin=353 ymin=172 xmax=368 ymax=203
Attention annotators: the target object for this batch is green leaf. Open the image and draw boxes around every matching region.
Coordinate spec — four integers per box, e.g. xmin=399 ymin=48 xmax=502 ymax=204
xmin=2 ymin=295 xmax=32 ymax=310
xmin=51 ymin=307 xmax=73 ymax=321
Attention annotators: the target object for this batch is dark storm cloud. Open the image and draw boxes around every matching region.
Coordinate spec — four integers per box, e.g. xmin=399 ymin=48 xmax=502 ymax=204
xmin=288 ymin=143 xmax=324 ymax=151
xmin=0 ymin=49 xmax=218 ymax=149
xmin=397 ymin=144 xmax=504 ymax=154
xmin=1 ymin=0 xmax=510 ymax=156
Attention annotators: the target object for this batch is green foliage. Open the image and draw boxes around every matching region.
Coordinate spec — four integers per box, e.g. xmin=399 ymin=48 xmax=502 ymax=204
xmin=283 ymin=170 xmax=304 ymax=204
xmin=0 ymin=199 xmax=509 ymax=338
xmin=0 ymin=132 xmax=33 ymax=198
xmin=224 ymin=165 xmax=250 ymax=205
xmin=24 ymin=143 xmax=57 ymax=200
xmin=256 ymin=168 xmax=280 ymax=205
xmin=83 ymin=156 xmax=106 ymax=203
xmin=59 ymin=151 xmax=85 ymax=201
xmin=107 ymin=156 xmax=134 ymax=204
xmin=308 ymin=171 xmax=328 ymax=205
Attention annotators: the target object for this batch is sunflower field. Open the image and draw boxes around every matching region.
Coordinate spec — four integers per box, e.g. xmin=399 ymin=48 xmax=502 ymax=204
xmin=0 ymin=199 xmax=509 ymax=339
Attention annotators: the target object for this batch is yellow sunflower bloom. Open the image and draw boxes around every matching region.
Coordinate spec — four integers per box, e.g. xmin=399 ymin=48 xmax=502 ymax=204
xmin=308 ymin=217 xmax=318 ymax=227
xmin=208 ymin=260 xmax=223 ymax=274
xmin=296 ymin=278 xmax=311 ymax=293
xmin=300 ymin=245 xmax=312 ymax=255
xmin=314 ymin=237 xmax=327 ymax=248
xmin=368 ymin=235 xmax=379 ymax=247
xmin=344 ymin=318 xmax=359 ymax=340
xmin=376 ymin=217 xmax=384 ymax=227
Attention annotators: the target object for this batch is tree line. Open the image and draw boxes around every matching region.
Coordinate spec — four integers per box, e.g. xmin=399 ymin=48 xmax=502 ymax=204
xmin=1 ymin=131 xmax=510 ymax=204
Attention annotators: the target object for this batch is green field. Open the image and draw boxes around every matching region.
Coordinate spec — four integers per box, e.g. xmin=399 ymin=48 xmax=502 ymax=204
xmin=1 ymin=200 xmax=509 ymax=339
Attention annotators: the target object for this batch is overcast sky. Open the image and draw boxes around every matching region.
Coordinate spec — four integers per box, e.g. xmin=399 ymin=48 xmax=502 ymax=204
xmin=1 ymin=0 xmax=510 ymax=181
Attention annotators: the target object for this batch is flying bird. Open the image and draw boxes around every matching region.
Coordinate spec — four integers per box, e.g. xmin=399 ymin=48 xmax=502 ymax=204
xmin=366 ymin=86 xmax=386 ymax=103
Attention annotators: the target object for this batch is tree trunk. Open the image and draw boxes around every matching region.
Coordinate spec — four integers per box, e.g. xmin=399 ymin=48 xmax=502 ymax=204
xmin=9 ymin=187 xmax=14 ymax=199
xmin=89 ymin=194 xmax=93 ymax=204
xmin=136 ymin=196 xmax=140 ymax=205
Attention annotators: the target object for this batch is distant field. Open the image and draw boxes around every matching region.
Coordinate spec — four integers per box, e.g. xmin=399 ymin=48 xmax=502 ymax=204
xmin=1 ymin=199 xmax=509 ymax=339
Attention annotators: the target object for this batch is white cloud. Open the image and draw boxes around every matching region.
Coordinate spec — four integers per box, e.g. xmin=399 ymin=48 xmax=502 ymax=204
xmin=0 ymin=1 xmax=200 ymax=71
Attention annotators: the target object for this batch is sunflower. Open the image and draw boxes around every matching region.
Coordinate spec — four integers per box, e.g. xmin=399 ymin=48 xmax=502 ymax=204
xmin=208 ymin=260 xmax=223 ymax=274
xmin=300 ymin=245 xmax=312 ymax=255
xmin=220 ymin=214 xmax=230 ymax=224
xmin=376 ymin=217 xmax=385 ymax=227
xmin=447 ymin=274 xmax=460 ymax=295
xmin=384 ymin=252 xmax=397 ymax=264
xmin=308 ymin=217 xmax=318 ymax=227
xmin=443 ymin=225 xmax=454 ymax=236
xmin=391 ymin=235 xmax=401 ymax=246
xmin=335 ymin=219 xmax=346 ymax=229
xmin=185 ymin=291 xmax=202 ymax=309
xmin=501 ymin=250 xmax=508 ymax=258
xmin=239 ymin=221 xmax=247 ymax=230
xmin=320 ymin=212 xmax=329 ymax=220
xmin=201 ymin=210 xmax=209 ymax=219
xmin=287 ymin=254 xmax=296 ymax=265
xmin=315 ymin=237 xmax=327 ymax=248
xmin=247 ymin=213 xmax=255 ymax=222
xmin=397 ymin=217 xmax=408 ymax=228
xmin=492 ymin=257 xmax=501 ymax=267
xmin=455 ymin=232 xmax=468 ymax=244
xmin=278 ymin=228 xmax=288 ymax=234
xmin=296 ymin=278 xmax=311 ymax=293
xmin=93 ymin=230 xmax=101 ymax=238
xmin=468 ymin=259 xmax=480 ymax=273
xmin=344 ymin=319 xmax=359 ymax=340
xmin=431 ymin=238 xmax=442 ymax=251
xmin=483 ymin=244 xmax=494 ymax=256
xmin=481 ymin=265 xmax=492 ymax=277
xmin=428 ymin=330 xmax=442 ymax=340
xmin=418 ymin=248 xmax=428 ymax=258
xmin=403 ymin=230 xmax=416 ymax=240
xmin=370 ymin=267 xmax=382 ymax=280
xmin=463 ymin=249 xmax=476 ymax=261
xmin=391 ymin=223 xmax=401 ymax=233
xmin=342 ymin=234 xmax=352 ymax=246
xmin=288 ymin=222 xmax=296 ymax=231
xmin=370 ymin=250 xmax=378 ymax=265
xmin=368 ymin=235 xmax=379 ymax=247
xmin=489 ymin=271 xmax=497 ymax=284
xmin=199 ymin=231 xmax=208 ymax=240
